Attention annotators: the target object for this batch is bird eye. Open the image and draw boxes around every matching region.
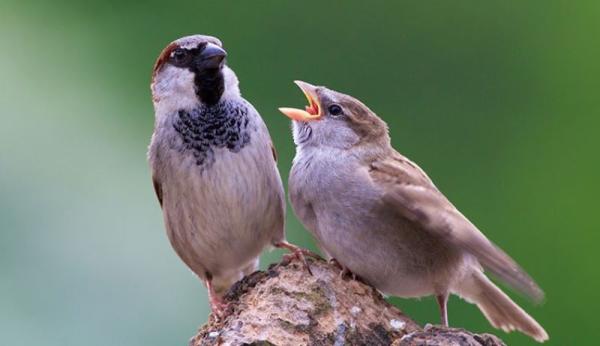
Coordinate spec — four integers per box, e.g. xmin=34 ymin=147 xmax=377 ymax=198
xmin=328 ymin=104 xmax=343 ymax=116
xmin=171 ymin=48 xmax=187 ymax=64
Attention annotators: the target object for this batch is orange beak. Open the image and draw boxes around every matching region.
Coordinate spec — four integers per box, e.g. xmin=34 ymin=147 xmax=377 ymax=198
xmin=279 ymin=81 xmax=322 ymax=121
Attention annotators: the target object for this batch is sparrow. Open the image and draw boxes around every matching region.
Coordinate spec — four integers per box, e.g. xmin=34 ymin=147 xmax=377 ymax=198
xmin=279 ymin=81 xmax=549 ymax=342
xmin=148 ymin=35 xmax=307 ymax=316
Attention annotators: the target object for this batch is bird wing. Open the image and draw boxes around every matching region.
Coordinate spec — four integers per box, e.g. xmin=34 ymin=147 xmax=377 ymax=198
xmin=369 ymin=152 xmax=544 ymax=302
xmin=270 ymin=142 xmax=278 ymax=163
xmin=152 ymin=175 xmax=163 ymax=208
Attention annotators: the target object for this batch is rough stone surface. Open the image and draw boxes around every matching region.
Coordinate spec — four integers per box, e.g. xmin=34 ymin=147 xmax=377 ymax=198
xmin=189 ymin=258 xmax=506 ymax=346
xmin=395 ymin=325 xmax=506 ymax=346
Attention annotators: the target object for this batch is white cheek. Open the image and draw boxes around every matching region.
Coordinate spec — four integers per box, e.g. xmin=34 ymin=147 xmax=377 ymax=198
xmin=221 ymin=66 xmax=240 ymax=99
xmin=152 ymin=66 xmax=198 ymax=120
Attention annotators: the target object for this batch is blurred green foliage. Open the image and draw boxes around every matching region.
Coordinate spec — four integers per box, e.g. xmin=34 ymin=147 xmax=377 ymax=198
xmin=1 ymin=1 xmax=598 ymax=345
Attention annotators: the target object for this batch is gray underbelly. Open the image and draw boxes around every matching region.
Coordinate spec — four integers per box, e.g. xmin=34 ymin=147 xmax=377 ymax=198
xmin=316 ymin=210 xmax=463 ymax=297
xmin=161 ymin=149 xmax=283 ymax=278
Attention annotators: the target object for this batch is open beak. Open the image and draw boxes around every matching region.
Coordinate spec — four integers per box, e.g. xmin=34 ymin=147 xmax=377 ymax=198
xmin=279 ymin=81 xmax=322 ymax=121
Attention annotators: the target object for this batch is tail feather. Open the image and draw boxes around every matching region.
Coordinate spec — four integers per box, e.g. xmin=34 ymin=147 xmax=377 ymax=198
xmin=456 ymin=271 xmax=549 ymax=343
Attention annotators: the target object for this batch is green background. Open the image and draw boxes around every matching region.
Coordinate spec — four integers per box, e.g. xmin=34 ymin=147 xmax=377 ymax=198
xmin=1 ymin=1 xmax=598 ymax=345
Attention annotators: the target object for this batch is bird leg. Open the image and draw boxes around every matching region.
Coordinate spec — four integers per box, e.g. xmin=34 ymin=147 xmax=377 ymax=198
xmin=206 ymin=277 xmax=228 ymax=320
xmin=328 ymin=258 xmax=357 ymax=280
xmin=274 ymin=241 xmax=320 ymax=275
xmin=436 ymin=293 xmax=449 ymax=327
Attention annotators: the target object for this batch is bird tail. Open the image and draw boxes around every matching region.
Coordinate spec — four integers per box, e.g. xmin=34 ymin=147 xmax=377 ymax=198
xmin=455 ymin=270 xmax=549 ymax=343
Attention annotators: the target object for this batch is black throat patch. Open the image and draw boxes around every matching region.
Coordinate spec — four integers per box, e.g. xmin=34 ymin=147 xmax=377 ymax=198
xmin=173 ymin=101 xmax=251 ymax=168
xmin=181 ymin=45 xmax=225 ymax=105
xmin=193 ymin=68 xmax=224 ymax=105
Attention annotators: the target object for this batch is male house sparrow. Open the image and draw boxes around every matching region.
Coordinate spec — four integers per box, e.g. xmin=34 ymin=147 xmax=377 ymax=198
xmin=148 ymin=35 xmax=304 ymax=315
xmin=280 ymin=81 xmax=549 ymax=342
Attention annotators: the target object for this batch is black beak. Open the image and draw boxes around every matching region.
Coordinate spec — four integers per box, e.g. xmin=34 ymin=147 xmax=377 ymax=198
xmin=199 ymin=43 xmax=227 ymax=69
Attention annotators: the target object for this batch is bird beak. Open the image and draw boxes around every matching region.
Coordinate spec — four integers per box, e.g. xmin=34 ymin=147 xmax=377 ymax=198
xmin=199 ymin=43 xmax=227 ymax=69
xmin=279 ymin=81 xmax=322 ymax=121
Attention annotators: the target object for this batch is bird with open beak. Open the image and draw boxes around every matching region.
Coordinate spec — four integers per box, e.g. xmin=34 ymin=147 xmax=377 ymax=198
xmin=148 ymin=35 xmax=310 ymax=317
xmin=279 ymin=81 xmax=549 ymax=342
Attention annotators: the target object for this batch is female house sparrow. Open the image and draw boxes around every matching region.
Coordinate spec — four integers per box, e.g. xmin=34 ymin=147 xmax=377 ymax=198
xmin=280 ymin=81 xmax=548 ymax=342
xmin=148 ymin=35 xmax=305 ymax=316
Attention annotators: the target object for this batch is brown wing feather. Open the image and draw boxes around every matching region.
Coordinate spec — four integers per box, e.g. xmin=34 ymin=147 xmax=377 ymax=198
xmin=370 ymin=153 xmax=544 ymax=302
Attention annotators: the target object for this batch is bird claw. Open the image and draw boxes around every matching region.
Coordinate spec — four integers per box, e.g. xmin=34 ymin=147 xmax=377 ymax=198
xmin=282 ymin=251 xmax=313 ymax=275
xmin=275 ymin=241 xmax=320 ymax=275
xmin=206 ymin=278 xmax=230 ymax=321
xmin=328 ymin=258 xmax=357 ymax=281
xmin=208 ymin=297 xmax=230 ymax=321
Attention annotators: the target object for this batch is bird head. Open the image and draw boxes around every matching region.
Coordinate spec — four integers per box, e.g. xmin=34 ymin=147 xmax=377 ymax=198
xmin=151 ymin=35 xmax=240 ymax=114
xmin=279 ymin=81 xmax=390 ymax=151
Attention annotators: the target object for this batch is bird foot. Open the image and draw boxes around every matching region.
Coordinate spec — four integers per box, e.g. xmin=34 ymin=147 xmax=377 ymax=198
xmin=206 ymin=278 xmax=230 ymax=321
xmin=208 ymin=295 xmax=230 ymax=321
xmin=274 ymin=241 xmax=320 ymax=275
xmin=328 ymin=258 xmax=357 ymax=281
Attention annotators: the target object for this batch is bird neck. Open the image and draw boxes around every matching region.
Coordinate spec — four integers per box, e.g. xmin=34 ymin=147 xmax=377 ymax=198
xmin=193 ymin=65 xmax=241 ymax=106
xmin=350 ymin=138 xmax=394 ymax=163
xmin=194 ymin=68 xmax=224 ymax=105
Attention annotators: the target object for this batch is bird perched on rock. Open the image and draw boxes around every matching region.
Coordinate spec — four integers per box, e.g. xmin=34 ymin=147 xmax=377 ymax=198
xmin=279 ymin=81 xmax=548 ymax=342
xmin=148 ymin=35 xmax=307 ymax=316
